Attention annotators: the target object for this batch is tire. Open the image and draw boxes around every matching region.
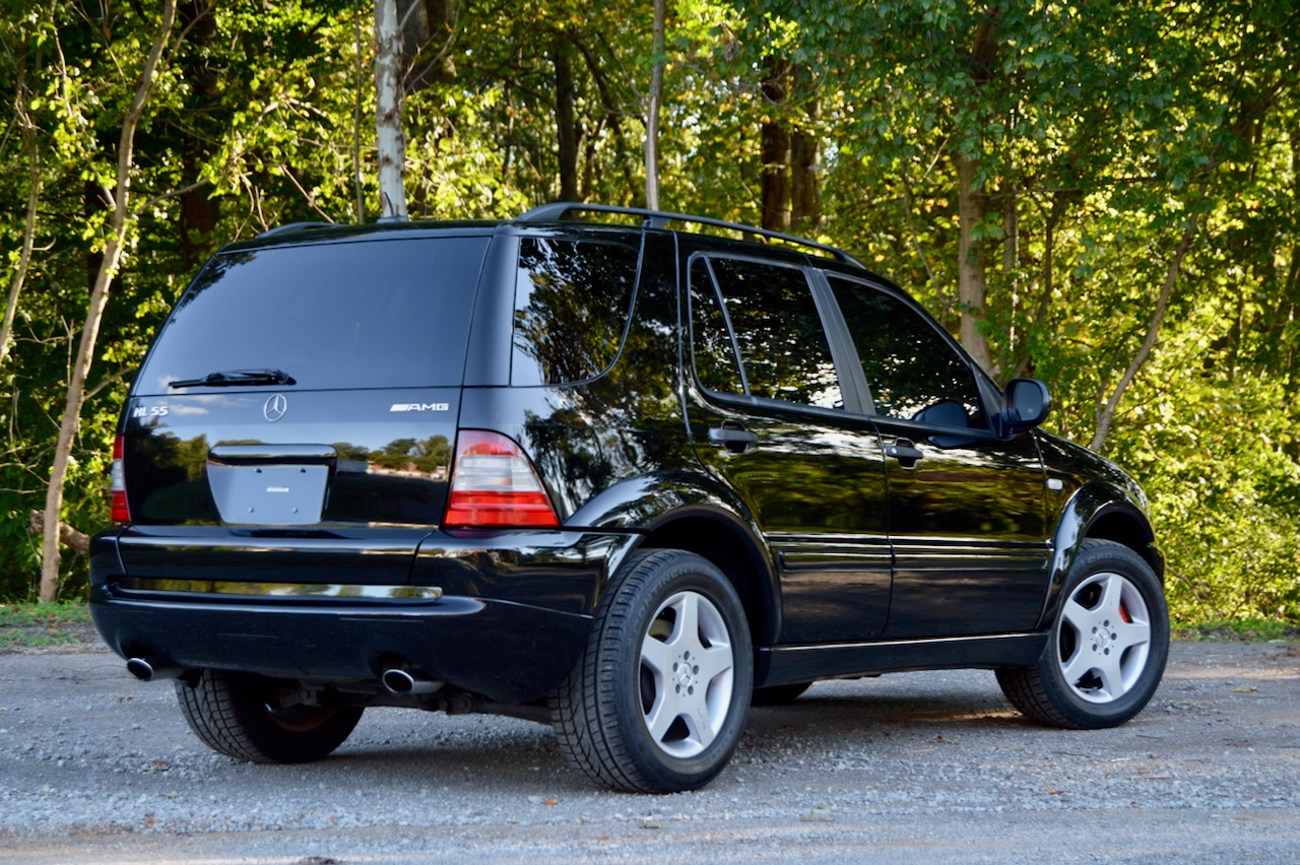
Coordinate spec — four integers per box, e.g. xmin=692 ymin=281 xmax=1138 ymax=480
xmin=997 ymin=538 xmax=1169 ymax=729
xmin=175 ymin=669 xmax=363 ymax=763
xmin=751 ymin=681 xmax=812 ymax=706
xmin=551 ymin=549 xmax=753 ymax=793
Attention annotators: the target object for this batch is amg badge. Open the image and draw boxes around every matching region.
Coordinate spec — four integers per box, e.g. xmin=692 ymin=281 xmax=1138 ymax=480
xmin=389 ymin=402 xmax=450 ymax=413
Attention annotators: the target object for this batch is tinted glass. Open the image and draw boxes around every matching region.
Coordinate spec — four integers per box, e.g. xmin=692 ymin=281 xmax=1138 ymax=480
xmin=512 ymin=237 xmax=640 ymax=386
xmin=688 ymin=258 xmax=744 ymax=394
xmin=830 ymin=276 xmax=987 ymax=427
xmin=136 ymin=236 xmax=489 ymax=394
xmin=708 ymin=258 xmax=842 ymax=409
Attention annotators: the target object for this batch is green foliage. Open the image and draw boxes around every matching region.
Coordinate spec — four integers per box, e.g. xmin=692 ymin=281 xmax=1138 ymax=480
xmin=0 ymin=0 xmax=1296 ymax=626
xmin=0 ymin=600 xmax=92 ymax=648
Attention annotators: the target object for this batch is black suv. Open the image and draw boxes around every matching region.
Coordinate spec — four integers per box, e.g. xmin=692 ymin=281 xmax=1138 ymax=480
xmin=90 ymin=203 xmax=1169 ymax=793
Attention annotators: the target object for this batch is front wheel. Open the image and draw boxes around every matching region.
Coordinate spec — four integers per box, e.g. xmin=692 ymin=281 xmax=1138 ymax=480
xmin=998 ymin=539 xmax=1169 ymax=729
xmin=176 ymin=669 xmax=363 ymax=763
xmin=551 ymin=549 xmax=753 ymax=793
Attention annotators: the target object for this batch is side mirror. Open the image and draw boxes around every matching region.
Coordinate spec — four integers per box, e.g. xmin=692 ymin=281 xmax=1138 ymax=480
xmin=998 ymin=377 xmax=1052 ymax=436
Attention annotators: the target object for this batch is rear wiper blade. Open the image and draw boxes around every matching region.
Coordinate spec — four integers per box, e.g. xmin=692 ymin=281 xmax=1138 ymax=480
xmin=169 ymin=368 xmax=297 ymax=389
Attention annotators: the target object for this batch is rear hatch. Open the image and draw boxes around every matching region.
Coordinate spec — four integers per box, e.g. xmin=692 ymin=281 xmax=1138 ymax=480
xmin=115 ymin=230 xmax=493 ymax=587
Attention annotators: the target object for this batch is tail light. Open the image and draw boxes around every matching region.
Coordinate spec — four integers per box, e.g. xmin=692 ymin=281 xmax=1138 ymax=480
xmin=443 ymin=430 xmax=560 ymax=528
xmin=110 ymin=435 xmax=131 ymax=524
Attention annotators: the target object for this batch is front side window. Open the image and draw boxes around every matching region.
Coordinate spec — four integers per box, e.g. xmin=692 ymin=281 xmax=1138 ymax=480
xmin=690 ymin=256 xmax=842 ymax=410
xmin=512 ymin=237 xmax=640 ymax=386
xmin=829 ymin=276 xmax=987 ymax=428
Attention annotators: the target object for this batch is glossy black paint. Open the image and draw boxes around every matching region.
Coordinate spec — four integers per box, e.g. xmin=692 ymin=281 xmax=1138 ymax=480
xmin=877 ymin=416 xmax=1050 ymax=640
xmin=1033 ymin=430 xmax=1163 ymax=630
xmin=758 ymin=633 xmax=1050 ymax=685
xmin=91 ymin=213 xmax=1162 ymax=709
xmin=91 ymin=526 xmax=637 ymax=703
xmin=122 ymin=387 xmax=460 ymax=528
xmin=89 ymin=587 xmax=589 ymax=705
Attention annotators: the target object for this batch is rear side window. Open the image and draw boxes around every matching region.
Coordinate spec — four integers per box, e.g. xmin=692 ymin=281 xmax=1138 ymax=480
xmin=511 ymin=237 xmax=641 ymax=386
xmin=690 ymin=256 xmax=843 ymax=410
xmin=136 ymin=236 xmax=490 ymax=394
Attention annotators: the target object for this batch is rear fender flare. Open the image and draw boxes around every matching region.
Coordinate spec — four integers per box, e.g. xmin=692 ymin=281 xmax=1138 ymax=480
xmin=567 ymin=469 xmax=780 ymax=644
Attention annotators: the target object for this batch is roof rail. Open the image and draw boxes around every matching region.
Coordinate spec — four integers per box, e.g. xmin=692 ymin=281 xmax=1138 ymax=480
xmin=254 ymin=221 xmax=336 ymax=239
xmin=516 ymin=202 xmax=865 ymax=269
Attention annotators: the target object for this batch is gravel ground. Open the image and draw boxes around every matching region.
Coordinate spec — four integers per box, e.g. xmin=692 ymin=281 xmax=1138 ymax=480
xmin=0 ymin=639 xmax=1296 ymax=864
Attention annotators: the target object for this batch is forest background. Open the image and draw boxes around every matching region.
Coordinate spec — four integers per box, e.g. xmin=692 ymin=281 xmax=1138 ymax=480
xmin=0 ymin=0 xmax=1296 ymax=627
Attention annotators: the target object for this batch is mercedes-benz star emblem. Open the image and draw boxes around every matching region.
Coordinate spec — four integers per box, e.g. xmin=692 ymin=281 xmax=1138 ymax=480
xmin=263 ymin=393 xmax=288 ymax=422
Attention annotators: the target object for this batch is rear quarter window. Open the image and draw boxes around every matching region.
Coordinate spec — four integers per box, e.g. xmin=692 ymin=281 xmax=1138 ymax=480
xmin=511 ymin=236 xmax=641 ymax=386
xmin=136 ymin=236 xmax=490 ymax=394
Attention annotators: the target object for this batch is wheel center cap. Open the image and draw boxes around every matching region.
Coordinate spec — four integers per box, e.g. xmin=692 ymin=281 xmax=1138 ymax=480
xmin=673 ymin=653 xmax=698 ymax=690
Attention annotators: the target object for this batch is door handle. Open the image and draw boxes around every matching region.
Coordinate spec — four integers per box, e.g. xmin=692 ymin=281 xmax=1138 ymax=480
xmin=709 ymin=424 xmax=759 ymax=454
xmin=886 ymin=440 xmax=925 ymax=468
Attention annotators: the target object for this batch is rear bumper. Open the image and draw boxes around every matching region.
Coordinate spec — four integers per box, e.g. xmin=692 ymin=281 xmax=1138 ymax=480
xmin=90 ymin=527 xmax=639 ymax=704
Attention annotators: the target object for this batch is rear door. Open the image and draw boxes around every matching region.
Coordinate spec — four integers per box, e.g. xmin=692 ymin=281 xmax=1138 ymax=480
xmin=116 ymin=232 xmax=493 ymax=587
xmin=683 ymin=251 xmax=891 ymax=644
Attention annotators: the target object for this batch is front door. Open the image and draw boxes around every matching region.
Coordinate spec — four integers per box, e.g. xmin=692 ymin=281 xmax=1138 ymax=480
xmin=824 ymin=274 xmax=1051 ymax=639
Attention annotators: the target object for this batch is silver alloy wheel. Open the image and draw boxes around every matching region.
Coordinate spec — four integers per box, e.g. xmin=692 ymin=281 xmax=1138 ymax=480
xmin=1057 ymin=571 xmax=1152 ymax=704
xmin=639 ymin=590 xmax=736 ymax=758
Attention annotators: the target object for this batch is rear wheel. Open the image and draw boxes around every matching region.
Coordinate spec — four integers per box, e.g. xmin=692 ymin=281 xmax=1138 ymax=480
xmin=998 ymin=539 xmax=1169 ymax=729
xmin=176 ymin=669 xmax=363 ymax=763
xmin=551 ymin=549 xmax=753 ymax=793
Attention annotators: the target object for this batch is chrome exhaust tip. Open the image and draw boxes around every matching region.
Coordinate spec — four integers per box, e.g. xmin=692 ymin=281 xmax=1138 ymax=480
xmin=381 ymin=668 xmax=444 ymax=696
xmin=126 ymin=657 xmax=185 ymax=682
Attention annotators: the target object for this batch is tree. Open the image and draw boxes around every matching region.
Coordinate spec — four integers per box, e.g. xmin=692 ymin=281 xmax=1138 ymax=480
xmin=374 ymin=0 xmax=408 ymax=218
xmin=0 ymin=45 xmax=40 ymax=371
xmin=644 ymin=0 xmax=666 ymax=209
xmin=39 ymin=0 xmax=179 ymax=601
xmin=0 ymin=0 xmax=1294 ymax=625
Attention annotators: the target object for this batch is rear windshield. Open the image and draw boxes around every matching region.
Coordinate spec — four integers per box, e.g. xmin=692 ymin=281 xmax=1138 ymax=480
xmin=136 ymin=236 xmax=489 ymax=394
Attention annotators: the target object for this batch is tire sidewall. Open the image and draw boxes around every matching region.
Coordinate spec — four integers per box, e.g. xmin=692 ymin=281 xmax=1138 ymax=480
xmin=1043 ymin=542 xmax=1170 ymax=727
xmin=178 ymin=669 xmax=362 ymax=764
xmin=603 ymin=552 xmax=753 ymax=792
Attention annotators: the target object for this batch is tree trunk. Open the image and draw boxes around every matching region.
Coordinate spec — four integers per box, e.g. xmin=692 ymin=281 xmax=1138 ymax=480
xmin=644 ymin=0 xmax=666 ymax=210
xmin=554 ymin=34 xmax=579 ymax=202
xmin=788 ymin=64 xmax=820 ymax=235
xmin=953 ymin=15 xmax=999 ymax=375
xmin=375 ymin=0 xmax=408 ymax=219
xmin=178 ymin=0 xmax=220 ymax=268
xmin=790 ymin=120 xmax=820 ymax=236
xmin=1012 ymin=191 xmax=1072 ymax=380
xmin=760 ymin=58 xmax=791 ymax=232
xmin=40 ymin=0 xmax=178 ymax=603
xmin=1089 ymin=211 xmax=1201 ymax=451
xmin=398 ymin=0 xmax=457 ymax=91
xmin=955 ymin=153 xmax=995 ymax=375
xmin=574 ymin=37 xmax=638 ymax=201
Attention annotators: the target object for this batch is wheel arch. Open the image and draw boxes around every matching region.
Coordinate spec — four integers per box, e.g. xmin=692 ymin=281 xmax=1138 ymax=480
xmin=1037 ymin=481 xmax=1163 ymax=631
xmin=569 ymin=469 xmax=780 ymax=646
xmin=635 ymin=505 xmax=779 ymax=647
